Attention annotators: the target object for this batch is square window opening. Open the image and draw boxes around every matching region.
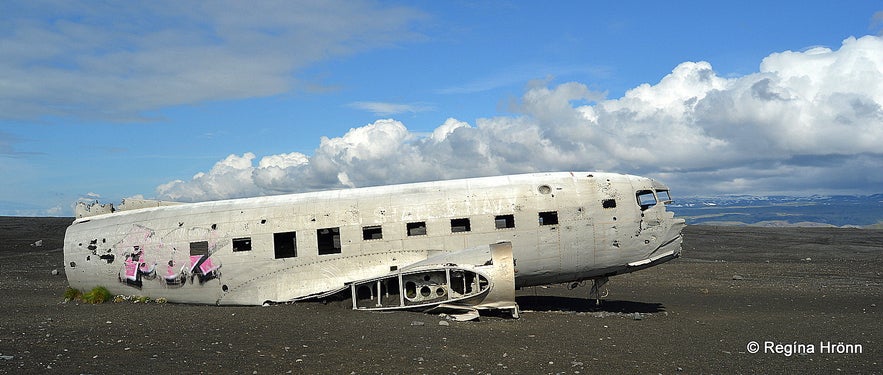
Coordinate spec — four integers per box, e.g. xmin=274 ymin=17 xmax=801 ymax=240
xmin=190 ymin=241 xmax=209 ymax=256
xmin=495 ymin=214 xmax=515 ymax=229
xmin=362 ymin=225 xmax=383 ymax=240
xmin=602 ymin=199 xmax=617 ymax=209
xmin=407 ymin=222 xmax=427 ymax=236
xmin=450 ymin=218 xmax=471 ymax=233
xmin=273 ymin=231 xmax=297 ymax=259
xmin=317 ymin=227 xmax=341 ymax=255
xmin=539 ymin=211 xmax=558 ymax=226
xmin=232 ymin=237 xmax=252 ymax=252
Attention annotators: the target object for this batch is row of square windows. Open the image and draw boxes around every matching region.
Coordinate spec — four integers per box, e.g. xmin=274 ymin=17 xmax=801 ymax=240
xmin=215 ymin=211 xmax=560 ymax=259
xmin=188 ymin=191 xmax=664 ymax=259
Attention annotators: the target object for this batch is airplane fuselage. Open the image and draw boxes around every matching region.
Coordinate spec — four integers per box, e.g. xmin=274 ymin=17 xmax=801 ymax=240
xmin=64 ymin=172 xmax=685 ymax=306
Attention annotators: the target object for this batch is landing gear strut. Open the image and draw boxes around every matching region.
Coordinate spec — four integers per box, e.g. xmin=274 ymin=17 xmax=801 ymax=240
xmin=589 ymin=277 xmax=609 ymax=305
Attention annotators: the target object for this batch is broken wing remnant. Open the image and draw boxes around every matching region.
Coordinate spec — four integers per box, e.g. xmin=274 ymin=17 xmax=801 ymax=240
xmin=348 ymin=242 xmax=517 ymax=316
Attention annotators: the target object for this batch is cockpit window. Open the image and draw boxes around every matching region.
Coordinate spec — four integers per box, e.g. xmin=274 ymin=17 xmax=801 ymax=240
xmin=636 ymin=190 xmax=657 ymax=211
xmin=656 ymin=190 xmax=672 ymax=204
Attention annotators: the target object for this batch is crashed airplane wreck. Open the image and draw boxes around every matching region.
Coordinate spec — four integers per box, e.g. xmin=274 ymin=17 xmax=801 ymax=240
xmin=64 ymin=172 xmax=685 ymax=318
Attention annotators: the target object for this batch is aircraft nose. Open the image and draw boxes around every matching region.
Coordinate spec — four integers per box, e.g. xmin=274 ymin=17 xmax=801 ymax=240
xmin=666 ymin=217 xmax=686 ymax=255
xmin=672 ymin=217 xmax=686 ymax=231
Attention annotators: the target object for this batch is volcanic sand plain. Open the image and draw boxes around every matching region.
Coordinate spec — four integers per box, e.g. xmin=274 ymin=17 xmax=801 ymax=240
xmin=0 ymin=217 xmax=880 ymax=374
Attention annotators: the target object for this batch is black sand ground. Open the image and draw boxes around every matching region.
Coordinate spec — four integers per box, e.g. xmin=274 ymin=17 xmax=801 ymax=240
xmin=1 ymin=217 xmax=880 ymax=374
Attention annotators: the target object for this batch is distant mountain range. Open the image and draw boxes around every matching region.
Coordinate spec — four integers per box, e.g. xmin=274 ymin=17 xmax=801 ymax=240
xmin=666 ymin=194 xmax=883 ymax=228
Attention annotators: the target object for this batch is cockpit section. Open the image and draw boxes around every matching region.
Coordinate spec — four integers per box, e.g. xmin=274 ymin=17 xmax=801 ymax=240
xmin=656 ymin=189 xmax=673 ymax=204
xmin=636 ymin=190 xmax=657 ymax=211
xmin=635 ymin=188 xmax=674 ymax=211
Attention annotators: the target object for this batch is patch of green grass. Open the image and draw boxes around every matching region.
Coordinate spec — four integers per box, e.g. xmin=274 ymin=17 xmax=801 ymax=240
xmin=63 ymin=287 xmax=82 ymax=302
xmin=134 ymin=296 xmax=151 ymax=303
xmin=65 ymin=287 xmax=169 ymax=305
xmin=80 ymin=286 xmax=112 ymax=304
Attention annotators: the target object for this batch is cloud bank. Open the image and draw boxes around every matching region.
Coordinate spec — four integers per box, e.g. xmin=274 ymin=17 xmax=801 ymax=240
xmin=0 ymin=1 xmax=424 ymax=121
xmin=157 ymin=35 xmax=883 ymax=200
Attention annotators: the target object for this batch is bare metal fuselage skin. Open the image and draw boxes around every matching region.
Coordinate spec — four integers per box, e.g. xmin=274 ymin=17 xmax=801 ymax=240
xmin=64 ymin=172 xmax=685 ymax=307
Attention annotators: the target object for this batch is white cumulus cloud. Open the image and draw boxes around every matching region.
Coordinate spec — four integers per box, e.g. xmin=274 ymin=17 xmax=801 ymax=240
xmin=156 ymin=35 xmax=883 ymax=200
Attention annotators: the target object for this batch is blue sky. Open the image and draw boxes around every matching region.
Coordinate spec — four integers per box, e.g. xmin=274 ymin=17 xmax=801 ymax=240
xmin=2 ymin=1 xmax=882 ymax=216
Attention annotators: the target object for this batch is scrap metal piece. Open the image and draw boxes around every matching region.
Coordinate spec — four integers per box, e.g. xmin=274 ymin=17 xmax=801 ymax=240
xmin=428 ymin=304 xmax=481 ymax=321
xmin=347 ymin=242 xmax=518 ymax=316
